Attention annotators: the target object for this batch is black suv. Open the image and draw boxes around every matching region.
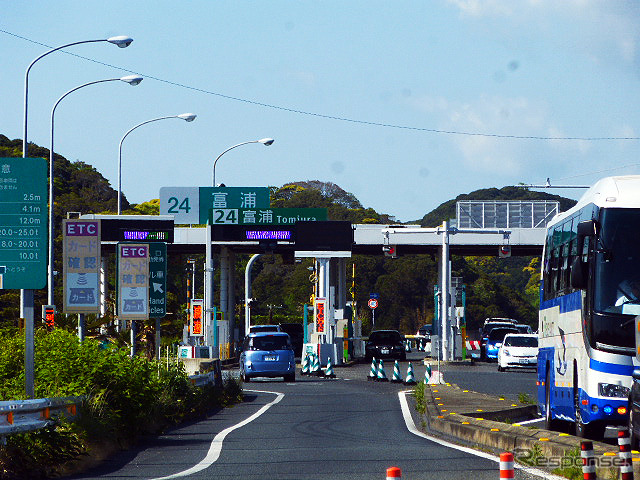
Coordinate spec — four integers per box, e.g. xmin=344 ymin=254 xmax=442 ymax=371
xmin=365 ymin=330 xmax=406 ymax=361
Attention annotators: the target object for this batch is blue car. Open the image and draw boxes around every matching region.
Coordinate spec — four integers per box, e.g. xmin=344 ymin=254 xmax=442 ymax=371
xmin=485 ymin=327 xmax=519 ymax=362
xmin=240 ymin=332 xmax=296 ymax=382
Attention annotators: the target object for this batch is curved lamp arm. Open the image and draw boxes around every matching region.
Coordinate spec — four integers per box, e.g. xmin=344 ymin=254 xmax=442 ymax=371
xmin=47 ymin=75 xmax=142 ymax=305
xmin=23 ymin=36 xmax=133 ymax=158
xmin=118 ymin=113 xmax=196 ymax=214
xmin=212 ymin=138 xmax=274 ymax=186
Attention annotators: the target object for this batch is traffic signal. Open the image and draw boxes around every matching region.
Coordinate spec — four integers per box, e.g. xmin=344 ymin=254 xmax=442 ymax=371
xmin=382 ymin=245 xmax=397 ymax=258
xmin=42 ymin=305 xmax=55 ymax=330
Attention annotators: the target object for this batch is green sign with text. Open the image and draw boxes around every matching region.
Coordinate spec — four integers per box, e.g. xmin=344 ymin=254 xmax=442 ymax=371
xmin=209 ymin=208 xmax=327 ymax=225
xmin=148 ymin=242 xmax=167 ymax=318
xmin=199 ymin=187 xmax=270 ymax=224
xmin=0 ymin=158 xmax=48 ymax=289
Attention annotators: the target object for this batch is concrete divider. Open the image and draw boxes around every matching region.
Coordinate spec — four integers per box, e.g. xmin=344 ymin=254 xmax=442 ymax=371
xmin=418 ymin=383 xmax=634 ymax=477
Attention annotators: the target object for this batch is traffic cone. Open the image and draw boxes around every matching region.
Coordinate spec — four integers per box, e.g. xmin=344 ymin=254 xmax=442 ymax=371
xmin=301 ymin=353 xmax=310 ymax=375
xmin=391 ymin=360 xmax=403 ymax=383
xmin=405 ymin=340 xmax=411 ymax=353
xmin=386 ymin=466 xmax=401 ymax=480
xmin=324 ymin=357 xmax=336 ymax=379
xmin=618 ymin=429 xmax=633 ymax=480
xmin=581 ymin=441 xmax=596 ymax=480
xmin=404 ymin=362 xmax=416 ymax=385
xmin=376 ymin=359 xmax=389 ymax=382
xmin=424 ymin=362 xmax=432 ymax=384
xmin=499 ymin=452 xmax=514 ymax=480
xmin=368 ymin=357 xmax=377 ymax=381
xmin=313 ymin=354 xmax=322 ymax=376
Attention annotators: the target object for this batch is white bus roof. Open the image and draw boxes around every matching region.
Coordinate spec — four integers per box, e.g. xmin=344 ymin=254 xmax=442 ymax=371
xmin=551 ymin=175 xmax=640 ymax=224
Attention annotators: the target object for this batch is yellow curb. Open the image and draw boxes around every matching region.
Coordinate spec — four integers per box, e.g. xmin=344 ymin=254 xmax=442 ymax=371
xmin=477 ymin=418 xmax=484 ymax=420
xmin=603 ymin=452 xmax=617 ymax=456
xmin=476 ymin=409 xmax=484 ymax=412
xmin=462 ymin=421 xmax=470 ymax=424
xmin=539 ymin=438 xmax=550 ymax=442
xmin=463 ymin=390 xmax=469 ymax=393
xmin=491 ymin=428 xmax=499 ymax=432
xmin=512 ymin=423 xmax=521 ymax=427
xmin=559 ymin=433 xmax=569 ymax=437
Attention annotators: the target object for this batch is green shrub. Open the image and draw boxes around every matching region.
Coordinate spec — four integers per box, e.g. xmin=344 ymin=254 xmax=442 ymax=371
xmin=0 ymin=328 xmax=243 ymax=479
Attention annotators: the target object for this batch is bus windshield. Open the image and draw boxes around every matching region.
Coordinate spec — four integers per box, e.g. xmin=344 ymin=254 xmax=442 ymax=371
xmin=592 ymin=208 xmax=640 ymax=351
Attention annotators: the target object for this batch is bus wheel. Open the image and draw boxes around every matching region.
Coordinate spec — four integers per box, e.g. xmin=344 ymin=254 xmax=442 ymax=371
xmin=545 ymin=370 xmax=558 ymax=431
xmin=629 ymin=398 xmax=639 ymax=450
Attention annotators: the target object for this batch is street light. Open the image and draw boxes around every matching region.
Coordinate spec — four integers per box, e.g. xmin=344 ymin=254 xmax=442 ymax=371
xmin=23 ymin=35 xmax=134 ymax=158
xmin=21 ymin=35 xmax=133 ymax=399
xmin=211 ymin=138 xmax=274 ymax=186
xmin=47 ymin=75 xmax=143 ymax=305
xmin=117 ymin=113 xmax=197 ymax=214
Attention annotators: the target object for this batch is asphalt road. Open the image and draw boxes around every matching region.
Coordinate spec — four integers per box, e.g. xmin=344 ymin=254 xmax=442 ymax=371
xmin=69 ymin=353 xmax=547 ymax=480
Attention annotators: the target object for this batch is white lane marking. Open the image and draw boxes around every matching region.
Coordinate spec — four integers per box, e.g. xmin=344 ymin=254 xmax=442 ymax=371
xmin=398 ymin=390 xmax=566 ymax=480
xmin=517 ymin=416 xmax=544 ymax=425
xmin=150 ymin=389 xmax=284 ymax=480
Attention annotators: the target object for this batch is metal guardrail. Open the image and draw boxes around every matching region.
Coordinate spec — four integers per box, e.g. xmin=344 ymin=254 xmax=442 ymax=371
xmin=0 ymin=360 xmax=223 ymax=442
xmin=0 ymin=396 xmax=82 ymax=441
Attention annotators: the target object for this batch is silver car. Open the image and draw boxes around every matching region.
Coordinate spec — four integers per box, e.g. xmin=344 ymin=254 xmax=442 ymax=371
xmin=240 ymin=332 xmax=295 ymax=382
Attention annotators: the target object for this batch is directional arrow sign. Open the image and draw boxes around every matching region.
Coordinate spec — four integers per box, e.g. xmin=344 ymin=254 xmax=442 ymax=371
xmin=148 ymin=242 xmax=167 ymax=318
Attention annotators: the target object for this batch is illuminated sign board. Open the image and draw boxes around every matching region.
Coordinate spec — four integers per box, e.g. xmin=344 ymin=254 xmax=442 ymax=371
xmin=190 ymin=298 xmax=204 ymax=337
xmin=99 ymin=218 xmax=174 ymax=243
xmin=123 ymin=230 xmax=170 ymax=241
xmin=315 ymin=297 xmax=326 ymax=333
xmin=245 ymin=230 xmax=292 ymax=240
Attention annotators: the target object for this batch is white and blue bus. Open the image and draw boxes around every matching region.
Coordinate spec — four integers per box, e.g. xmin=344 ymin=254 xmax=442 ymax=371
xmin=538 ymin=176 xmax=640 ymax=438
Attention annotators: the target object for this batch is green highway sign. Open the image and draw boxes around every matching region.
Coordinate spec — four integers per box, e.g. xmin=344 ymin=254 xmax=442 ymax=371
xmin=209 ymin=208 xmax=328 ymax=225
xmin=148 ymin=242 xmax=167 ymax=318
xmin=159 ymin=186 xmax=271 ymax=224
xmin=0 ymin=158 xmax=48 ymax=289
xmin=200 ymin=187 xmax=270 ymax=224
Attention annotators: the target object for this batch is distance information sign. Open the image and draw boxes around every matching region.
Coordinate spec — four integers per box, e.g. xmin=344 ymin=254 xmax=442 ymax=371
xmin=0 ymin=158 xmax=47 ymax=289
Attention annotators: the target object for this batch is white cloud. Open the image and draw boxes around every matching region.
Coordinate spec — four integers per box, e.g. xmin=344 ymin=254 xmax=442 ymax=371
xmin=446 ymin=0 xmax=640 ymax=69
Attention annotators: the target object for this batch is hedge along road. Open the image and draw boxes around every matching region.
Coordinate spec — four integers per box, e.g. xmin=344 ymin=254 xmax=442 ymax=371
xmin=69 ymin=370 xmax=556 ymax=480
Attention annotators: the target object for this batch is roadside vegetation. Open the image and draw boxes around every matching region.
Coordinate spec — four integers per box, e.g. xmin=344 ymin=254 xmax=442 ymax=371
xmin=0 ymin=328 xmax=242 ymax=479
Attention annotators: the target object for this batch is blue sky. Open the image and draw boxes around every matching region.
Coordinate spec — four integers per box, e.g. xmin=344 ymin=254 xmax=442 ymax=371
xmin=1 ymin=1 xmax=638 ymax=222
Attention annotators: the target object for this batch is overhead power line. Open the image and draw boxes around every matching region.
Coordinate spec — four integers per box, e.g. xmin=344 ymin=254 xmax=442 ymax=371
xmin=3 ymin=28 xmax=640 ymax=141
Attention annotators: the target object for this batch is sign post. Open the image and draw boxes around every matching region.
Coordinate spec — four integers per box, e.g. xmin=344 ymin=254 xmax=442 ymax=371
xmin=117 ymin=244 xmax=150 ymax=320
xmin=148 ymin=242 xmax=167 ymax=318
xmin=368 ymin=297 xmax=378 ymax=330
xmin=63 ymin=220 xmax=101 ymax=314
xmin=0 ymin=158 xmax=48 ymax=289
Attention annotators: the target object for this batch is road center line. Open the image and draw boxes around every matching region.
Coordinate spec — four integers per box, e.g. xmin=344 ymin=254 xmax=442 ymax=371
xmin=150 ymin=389 xmax=284 ymax=480
xmin=397 ymin=390 xmax=566 ymax=480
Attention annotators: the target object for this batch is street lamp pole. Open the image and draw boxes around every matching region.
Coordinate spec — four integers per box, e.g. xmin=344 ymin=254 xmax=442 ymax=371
xmin=207 ymin=138 xmax=274 ymax=356
xmin=48 ymin=75 xmax=143 ymax=306
xmin=211 ymin=138 xmax=274 ymax=187
xmin=21 ymin=35 xmax=133 ymax=399
xmin=117 ymin=113 xmax=196 ymax=214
